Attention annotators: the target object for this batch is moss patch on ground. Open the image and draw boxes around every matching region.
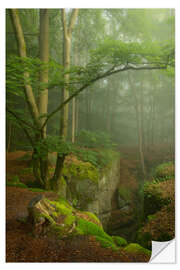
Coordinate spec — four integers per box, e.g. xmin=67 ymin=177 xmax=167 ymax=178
xmin=124 ymin=243 xmax=151 ymax=257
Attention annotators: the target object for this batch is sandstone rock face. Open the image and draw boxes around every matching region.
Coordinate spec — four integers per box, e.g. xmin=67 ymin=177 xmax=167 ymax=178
xmin=66 ymin=158 xmax=120 ymax=228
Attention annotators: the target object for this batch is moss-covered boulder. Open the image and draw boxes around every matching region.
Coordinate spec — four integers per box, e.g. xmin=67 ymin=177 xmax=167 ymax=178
xmin=112 ymin=236 xmax=127 ymax=247
xmin=27 ymin=195 xmax=102 ymax=238
xmin=137 ymin=166 xmax=175 ymax=249
xmin=154 ymin=162 xmax=174 ymax=180
xmin=27 ymin=195 xmax=131 ymax=253
xmin=124 ymin=243 xmax=151 ymax=257
xmin=143 ymin=179 xmax=173 ymax=217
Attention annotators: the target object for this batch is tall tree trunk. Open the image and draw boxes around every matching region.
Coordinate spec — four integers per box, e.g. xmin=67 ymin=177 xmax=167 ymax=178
xmin=75 ymin=98 xmax=79 ymax=134
xmin=71 ymin=46 xmax=78 ymax=143
xmin=72 ymin=97 xmax=76 ymax=143
xmin=10 ymin=9 xmax=50 ymax=189
xmin=7 ymin=121 xmax=12 ymax=152
xmin=39 ymin=9 xmax=49 ymax=137
xmin=38 ymin=9 xmax=50 ymax=189
xmin=129 ymin=73 xmax=146 ymax=179
xmin=60 ymin=9 xmax=79 ymax=140
xmin=10 ymin=9 xmax=40 ymax=127
xmin=52 ymin=9 xmax=79 ymax=192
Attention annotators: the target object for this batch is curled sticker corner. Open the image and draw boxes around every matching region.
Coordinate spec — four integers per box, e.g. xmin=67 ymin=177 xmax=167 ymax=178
xmin=150 ymin=239 xmax=175 ymax=263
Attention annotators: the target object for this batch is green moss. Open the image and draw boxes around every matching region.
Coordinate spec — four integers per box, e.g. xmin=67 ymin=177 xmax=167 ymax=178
xmin=147 ymin=214 xmax=156 ymax=222
xmin=112 ymin=236 xmax=128 ymax=247
xmin=96 ymin=236 xmax=118 ymax=251
xmin=83 ymin=211 xmax=101 ymax=225
xmin=64 ymin=214 xmax=76 ymax=226
xmin=50 ymin=199 xmax=73 ymax=216
xmin=76 ymin=217 xmax=112 ymax=242
xmin=11 ymin=175 xmax=20 ymax=183
xmin=6 ymin=181 xmax=27 ymax=189
xmin=118 ymin=187 xmax=131 ymax=201
xmin=20 ymin=167 xmax=33 ymax=174
xmin=51 ymin=211 xmax=58 ymax=218
xmin=154 ymin=162 xmax=174 ymax=180
xmin=28 ymin=187 xmax=45 ymax=192
xmin=124 ymin=243 xmax=151 ymax=256
xmin=62 ymin=162 xmax=100 ymax=183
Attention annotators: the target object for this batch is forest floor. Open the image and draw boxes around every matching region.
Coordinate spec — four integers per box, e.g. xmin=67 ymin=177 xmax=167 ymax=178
xmin=5 ymin=149 xmax=162 ymax=263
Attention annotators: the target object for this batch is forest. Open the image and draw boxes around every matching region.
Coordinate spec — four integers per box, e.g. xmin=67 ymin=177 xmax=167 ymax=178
xmin=6 ymin=8 xmax=175 ymax=263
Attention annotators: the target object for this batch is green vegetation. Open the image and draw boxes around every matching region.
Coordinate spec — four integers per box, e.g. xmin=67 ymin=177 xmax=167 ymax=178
xmin=124 ymin=243 xmax=151 ymax=256
xmin=147 ymin=215 xmax=156 ymax=222
xmin=118 ymin=187 xmax=131 ymax=201
xmin=7 ymin=175 xmax=28 ymax=188
xmin=83 ymin=211 xmax=102 ymax=225
xmin=76 ymin=217 xmax=112 ymax=242
xmin=112 ymin=236 xmax=128 ymax=247
xmin=62 ymin=160 xmax=100 ymax=183
xmin=95 ymin=236 xmax=118 ymax=251
xmin=76 ymin=130 xmax=117 ymax=149
xmin=6 ymin=181 xmax=28 ymax=189
xmin=153 ymin=162 xmax=174 ymax=182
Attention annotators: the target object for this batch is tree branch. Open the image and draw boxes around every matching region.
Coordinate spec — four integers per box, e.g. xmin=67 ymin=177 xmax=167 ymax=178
xmin=41 ymin=63 xmax=167 ymax=130
xmin=68 ymin=9 xmax=79 ymax=34
xmin=61 ymin=9 xmax=67 ymax=36
xmin=7 ymin=109 xmax=35 ymax=146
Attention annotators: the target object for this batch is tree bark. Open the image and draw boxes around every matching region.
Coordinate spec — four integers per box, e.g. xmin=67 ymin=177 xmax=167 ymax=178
xmin=72 ymin=97 xmax=76 ymax=143
xmin=129 ymin=73 xmax=146 ymax=179
xmin=7 ymin=121 xmax=12 ymax=152
xmin=39 ymin=9 xmax=49 ymax=137
xmin=10 ymin=9 xmax=40 ymax=127
xmin=38 ymin=9 xmax=50 ymax=189
xmin=52 ymin=9 xmax=79 ymax=191
xmin=60 ymin=8 xmax=79 ymax=140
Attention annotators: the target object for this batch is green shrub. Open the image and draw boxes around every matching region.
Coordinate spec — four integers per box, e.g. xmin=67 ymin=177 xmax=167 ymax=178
xmin=76 ymin=130 xmax=116 ymax=149
xmin=154 ymin=162 xmax=174 ymax=181
xmin=11 ymin=175 xmax=20 ymax=183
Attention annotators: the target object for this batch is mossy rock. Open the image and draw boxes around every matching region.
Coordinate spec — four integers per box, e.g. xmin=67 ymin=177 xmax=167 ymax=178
xmin=118 ymin=187 xmax=131 ymax=201
xmin=112 ymin=236 xmax=128 ymax=247
xmin=27 ymin=195 xmax=106 ymax=240
xmin=27 ymin=195 xmax=131 ymax=252
xmin=62 ymin=161 xmax=100 ymax=183
xmin=95 ymin=236 xmax=118 ymax=251
xmin=83 ymin=211 xmax=102 ymax=227
xmin=143 ymin=182 xmax=171 ymax=216
xmin=154 ymin=162 xmax=174 ymax=180
xmin=124 ymin=243 xmax=151 ymax=257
